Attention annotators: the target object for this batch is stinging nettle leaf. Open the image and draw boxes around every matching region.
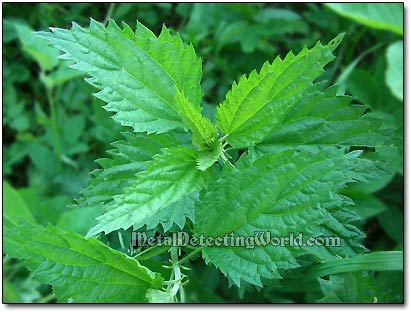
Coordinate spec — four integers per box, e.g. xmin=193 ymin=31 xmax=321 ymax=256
xmin=36 ymin=19 xmax=202 ymax=134
xmin=4 ymin=222 xmax=163 ymax=303
xmin=197 ymin=139 xmax=224 ymax=171
xmin=216 ymin=34 xmax=344 ymax=148
xmin=133 ymin=192 xmax=198 ymax=232
xmin=195 ymin=147 xmax=368 ymax=287
xmin=253 ymin=84 xmax=394 ymax=154
xmin=19 ymin=18 xmax=401 ymax=302
xmin=77 ymin=132 xmax=179 ymax=212
xmin=174 ymin=87 xmax=218 ymax=150
xmin=87 ymin=146 xmax=211 ymax=236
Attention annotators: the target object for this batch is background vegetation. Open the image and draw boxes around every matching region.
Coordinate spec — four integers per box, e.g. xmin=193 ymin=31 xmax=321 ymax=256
xmin=3 ymin=3 xmax=403 ymax=303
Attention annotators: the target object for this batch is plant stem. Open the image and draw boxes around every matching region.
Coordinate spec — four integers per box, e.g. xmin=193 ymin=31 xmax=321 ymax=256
xmin=103 ymin=3 xmax=116 ymax=25
xmin=46 ymin=86 xmax=61 ymax=168
xmin=173 ymin=247 xmax=203 ymax=267
xmin=133 ymin=245 xmax=169 ymax=260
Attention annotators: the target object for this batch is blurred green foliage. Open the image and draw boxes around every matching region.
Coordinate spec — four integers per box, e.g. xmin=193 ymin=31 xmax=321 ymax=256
xmin=3 ymin=3 xmax=403 ymax=303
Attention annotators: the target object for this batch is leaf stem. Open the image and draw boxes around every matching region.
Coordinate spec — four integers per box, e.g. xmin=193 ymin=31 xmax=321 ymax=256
xmin=220 ymin=150 xmax=234 ymax=168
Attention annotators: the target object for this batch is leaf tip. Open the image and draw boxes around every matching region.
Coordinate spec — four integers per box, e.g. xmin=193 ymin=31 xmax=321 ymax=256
xmin=327 ymin=33 xmax=345 ymax=51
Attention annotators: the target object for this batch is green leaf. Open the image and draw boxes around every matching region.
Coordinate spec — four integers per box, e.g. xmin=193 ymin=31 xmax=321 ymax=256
xmin=344 ymin=191 xmax=387 ymax=220
xmin=173 ymin=87 xmax=221 ymax=171
xmin=325 ymin=3 xmax=403 ymax=35
xmin=386 ymin=41 xmax=403 ymax=101
xmin=13 ymin=21 xmax=59 ymax=71
xmin=28 ymin=143 xmax=59 ymax=174
xmin=195 ymin=147 xmax=367 ymax=287
xmin=37 ymin=19 xmax=202 ymax=134
xmin=79 ymin=132 xmax=199 ymax=233
xmin=146 ymin=289 xmax=175 ymax=303
xmin=88 ymin=146 xmax=210 ymax=236
xmin=4 ymin=222 xmax=163 ymax=303
xmin=305 ymin=251 xmax=403 ymax=278
xmin=346 ymin=152 xmax=394 ymax=194
xmin=3 ymin=182 xmax=36 ymax=229
xmin=377 ymin=205 xmax=403 ymax=243
xmin=78 ymin=132 xmax=179 ymax=212
xmin=197 ymin=140 xmax=224 ymax=171
xmin=56 ymin=206 xmax=104 ymax=236
xmin=174 ymin=87 xmax=218 ymax=150
xmin=18 ymin=189 xmax=70 ymax=225
xmin=62 ymin=115 xmax=86 ymax=144
xmin=216 ymin=34 xmax=343 ymax=147
xmin=253 ymin=84 xmax=392 ymax=154
xmin=345 ymin=68 xmax=379 ymax=106
xmin=133 ymin=193 xmax=197 ymax=232
xmin=317 ymin=272 xmax=379 ymax=303
xmin=374 ymin=271 xmax=404 ymax=303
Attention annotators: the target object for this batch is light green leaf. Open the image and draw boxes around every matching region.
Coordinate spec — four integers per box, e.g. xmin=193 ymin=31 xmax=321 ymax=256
xmin=386 ymin=41 xmax=403 ymax=101
xmin=78 ymin=132 xmax=199 ymax=233
xmin=146 ymin=289 xmax=175 ymax=303
xmin=326 ymin=3 xmax=403 ymax=35
xmin=196 ymin=147 xmax=367 ymax=287
xmin=78 ymin=132 xmax=179 ymax=212
xmin=133 ymin=193 xmax=197 ymax=232
xmin=174 ymin=87 xmax=217 ymax=150
xmin=88 ymin=146 xmax=210 ymax=236
xmin=4 ymin=222 xmax=163 ymax=303
xmin=197 ymin=140 xmax=224 ymax=171
xmin=37 ymin=19 xmax=202 ymax=134
xmin=13 ymin=21 xmax=59 ymax=71
xmin=216 ymin=34 xmax=343 ymax=147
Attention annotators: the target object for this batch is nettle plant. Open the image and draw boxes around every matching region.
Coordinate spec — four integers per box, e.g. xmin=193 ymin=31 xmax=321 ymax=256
xmin=5 ymin=19 xmax=392 ymax=303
